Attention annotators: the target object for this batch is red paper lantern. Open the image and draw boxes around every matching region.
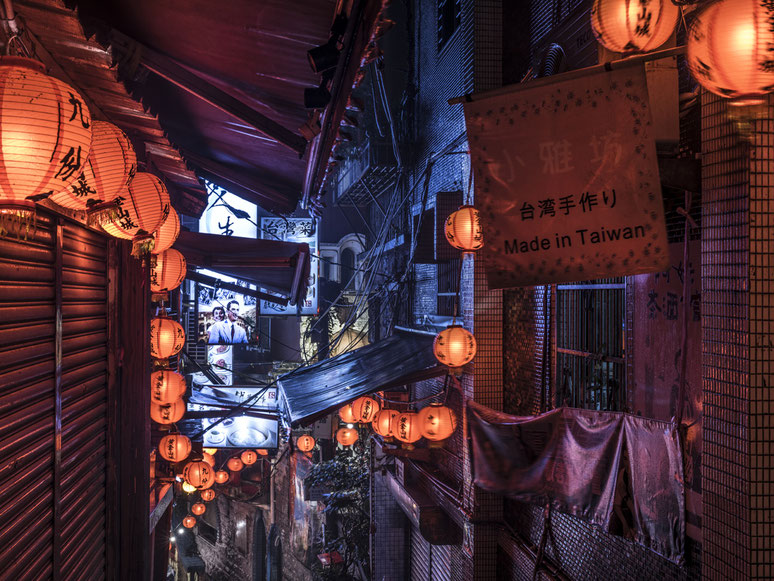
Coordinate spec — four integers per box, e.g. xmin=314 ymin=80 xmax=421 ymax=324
xmin=0 ymin=57 xmax=92 ymax=215
xmin=214 ymin=470 xmax=229 ymax=484
xmin=49 ymin=120 xmax=135 ymax=210
xmin=393 ymin=412 xmax=422 ymax=445
xmin=183 ymin=460 xmax=215 ymax=490
xmin=150 ymin=249 xmax=187 ymax=293
xmin=151 ymin=369 xmax=186 ymax=404
xmin=158 ymin=433 xmax=191 ymax=463
xmin=191 ymin=503 xmax=206 ymax=516
xmin=591 ymin=0 xmax=679 ymax=54
xmin=433 ymin=325 xmax=477 ymax=367
xmin=150 ymin=398 xmax=185 ymax=425
xmin=101 ymin=172 xmax=170 ymax=241
xmin=152 ymin=207 xmax=180 ymax=254
xmin=336 ymin=427 xmax=359 ymax=446
xmin=257 ymin=449 xmax=268 ymax=456
xmin=150 ymin=317 xmax=186 ymax=359
xmin=241 ymin=450 xmax=258 ymax=465
xmin=372 ymin=409 xmax=399 ymax=438
xmin=445 ymin=206 xmax=483 ymax=252
xmin=201 ymin=489 xmax=216 ymax=502
xmin=182 ymin=516 xmax=196 ymax=528
xmin=351 ymin=396 xmax=380 ymax=423
xmin=687 ymin=0 xmax=774 ymax=106
xmin=338 ymin=404 xmax=356 ymax=423
xmin=227 ymin=457 xmax=244 ymax=472
xmin=296 ymin=435 xmax=316 ymax=452
xmin=202 ymin=452 xmax=215 ymax=467
xmin=418 ymin=404 xmax=457 ymax=441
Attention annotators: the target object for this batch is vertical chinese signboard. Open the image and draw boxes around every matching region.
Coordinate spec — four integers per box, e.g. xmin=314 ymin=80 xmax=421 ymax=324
xmin=261 ymin=218 xmax=318 ymax=315
xmin=463 ymin=65 xmax=668 ymax=288
xmin=632 ymin=240 xmax=702 ymax=541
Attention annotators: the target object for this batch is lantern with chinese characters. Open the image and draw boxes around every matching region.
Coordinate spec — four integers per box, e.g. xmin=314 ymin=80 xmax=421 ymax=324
xmin=151 ymin=369 xmax=186 ymax=405
xmin=372 ymin=409 xmax=399 ymax=439
xmin=183 ymin=460 xmax=214 ymax=490
xmin=191 ymin=503 xmax=206 ymax=516
xmin=433 ymin=325 xmax=477 ymax=368
xmin=445 ymin=206 xmax=483 ymax=253
xmin=687 ymin=0 xmax=774 ymax=106
xmin=338 ymin=404 xmax=356 ymax=424
xmin=152 ymin=207 xmax=180 ymax=254
xmin=182 ymin=516 xmax=196 ymax=528
xmin=351 ymin=396 xmax=380 ymax=423
xmin=158 ymin=433 xmax=191 ymax=463
xmin=336 ymin=427 xmax=359 ymax=446
xmin=393 ymin=412 xmax=422 ymax=446
xmin=150 ymin=398 xmax=185 ymax=425
xmin=591 ymin=0 xmax=679 ymax=54
xmin=202 ymin=452 xmax=215 ymax=467
xmin=418 ymin=404 xmax=457 ymax=442
xmin=49 ymin=120 xmax=135 ymax=210
xmin=150 ymin=317 xmax=186 ymax=359
xmin=0 ymin=57 xmax=92 ymax=218
xmin=296 ymin=435 xmax=316 ymax=452
xmin=214 ymin=470 xmax=229 ymax=484
xmin=241 ymin=450 xmax=258 ymax=465
xmin=227 ymin=457 xmax=244 ymax=472
xmin=201 ymin=489 xmax=216 ymax=502
xmin=181 ymin=482 xmax=196 ymax=494
xmin=150 ymin=249 xmax=187 ymax=293
xmin=101 ymin=172 xmax=170 ymax=253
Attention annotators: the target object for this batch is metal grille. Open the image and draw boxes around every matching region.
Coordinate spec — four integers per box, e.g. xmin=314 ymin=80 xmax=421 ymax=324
xmin=555 ymin=278 xmax=625 ymax=411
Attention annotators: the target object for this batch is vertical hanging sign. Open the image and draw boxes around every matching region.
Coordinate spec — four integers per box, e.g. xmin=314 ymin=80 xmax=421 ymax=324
xmin=261 ymin=218 xmax=318 ymax=315
xmin=463 ymin=65 xmax=668 ymax=288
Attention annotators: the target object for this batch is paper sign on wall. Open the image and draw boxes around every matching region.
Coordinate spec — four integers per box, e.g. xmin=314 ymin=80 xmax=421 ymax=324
xmin=464 ymin=65 xmax=668 ymax=288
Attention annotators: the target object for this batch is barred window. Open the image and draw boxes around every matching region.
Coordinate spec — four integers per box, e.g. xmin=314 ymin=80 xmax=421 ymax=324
xmin=555 ymin=278 xmax=625 ymax=411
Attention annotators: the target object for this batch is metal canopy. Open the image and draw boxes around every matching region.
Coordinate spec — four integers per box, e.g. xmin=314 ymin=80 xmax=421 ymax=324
xmin=279 ymin=329 xmax=445 ymax=426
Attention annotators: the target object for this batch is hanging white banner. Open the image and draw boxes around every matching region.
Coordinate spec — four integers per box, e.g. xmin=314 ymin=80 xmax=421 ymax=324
xmin=464 ymin=65 xmax=668 ymax=288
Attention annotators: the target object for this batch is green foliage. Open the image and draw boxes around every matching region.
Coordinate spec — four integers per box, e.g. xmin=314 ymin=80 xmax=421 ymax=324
xmin=306 ymin=442 xmax=371 ymax=580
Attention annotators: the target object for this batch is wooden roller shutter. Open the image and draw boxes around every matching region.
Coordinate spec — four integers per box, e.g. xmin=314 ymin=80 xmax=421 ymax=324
xmin=59 ymin=221 xmax=109 ymax=578
xmin=0 ymin=214 xmax=58 ymax=579
xmin=0 ymin=213 xmax=110 ymax=580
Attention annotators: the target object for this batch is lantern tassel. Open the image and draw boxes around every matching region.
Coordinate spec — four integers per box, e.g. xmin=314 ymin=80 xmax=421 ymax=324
xmin=86 ymin=200 xmax=122 ymax=227
xmin=131 ymin=232 xmax=156 ymax=258
xmin=0 ymin=207 xmax=36 ymax=240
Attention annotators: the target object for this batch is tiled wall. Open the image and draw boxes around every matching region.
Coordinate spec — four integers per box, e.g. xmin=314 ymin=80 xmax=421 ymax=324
xmin=701 ymin=92 xmax=774 ymax=580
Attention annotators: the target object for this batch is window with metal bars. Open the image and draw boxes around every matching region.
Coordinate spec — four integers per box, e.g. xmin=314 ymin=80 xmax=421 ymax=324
xmin=555 ymin=278 xmax=625 ymax=411
xmin=437 ymin=0 xmax=461 ymax=52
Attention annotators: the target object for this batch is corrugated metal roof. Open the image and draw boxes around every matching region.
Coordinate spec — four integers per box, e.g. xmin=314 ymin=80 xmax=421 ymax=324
xmin=279 ymin=329 xmax=445 ymax=426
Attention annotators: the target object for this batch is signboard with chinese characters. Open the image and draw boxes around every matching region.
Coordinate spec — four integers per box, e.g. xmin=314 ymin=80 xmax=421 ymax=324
xmin=464 ymin=65 xmax=668 ymax=288
xmin=261 ymin=218 xmax=318 ymax=315
xmin=199 ymin=181 xmax=258 ymax=238
xmin=632 ymin=240 xmax=702 ymax=541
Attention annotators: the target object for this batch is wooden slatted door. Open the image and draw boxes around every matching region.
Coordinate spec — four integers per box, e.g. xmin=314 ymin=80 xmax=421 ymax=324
xmin=0 ymin=214 xmax=110 ymax=580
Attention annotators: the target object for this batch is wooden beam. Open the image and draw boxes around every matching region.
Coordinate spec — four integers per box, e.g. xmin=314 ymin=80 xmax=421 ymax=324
xmin=110 ymin=29 xmax=308 ymax=156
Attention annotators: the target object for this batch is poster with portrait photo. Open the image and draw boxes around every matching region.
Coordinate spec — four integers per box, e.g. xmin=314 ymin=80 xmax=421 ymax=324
xmin=197 ymin=282 xmax=258 ymax=345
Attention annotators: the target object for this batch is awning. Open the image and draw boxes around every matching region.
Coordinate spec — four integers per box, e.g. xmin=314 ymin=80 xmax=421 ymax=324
xmin=173 ymin=230 xmax=310 ymax=306
xmin=279 ymin=328 xmax=445 ymax=426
